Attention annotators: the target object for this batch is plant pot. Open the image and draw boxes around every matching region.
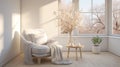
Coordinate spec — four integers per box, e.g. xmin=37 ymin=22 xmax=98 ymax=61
xmin=92 ymin=45 xmax=101 ymax=54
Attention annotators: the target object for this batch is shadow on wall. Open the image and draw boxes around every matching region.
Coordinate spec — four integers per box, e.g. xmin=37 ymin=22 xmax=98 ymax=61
xmin=0 ymin=13 xmax=20 ymax=66
xmin=22 ymin=0 xmax=58 ymax=29
xmin=0 ymin=0 xmax=21 ymax=65
xmin=22 ymin=0 xmax=58 ymax=39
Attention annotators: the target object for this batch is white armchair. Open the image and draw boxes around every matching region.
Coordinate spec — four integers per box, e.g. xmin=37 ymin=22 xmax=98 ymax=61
xmin=21 ymin=29 xmax=53 ymax=64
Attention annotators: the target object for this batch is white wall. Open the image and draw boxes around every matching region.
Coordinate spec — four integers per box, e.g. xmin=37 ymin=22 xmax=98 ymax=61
xmin=55 ymin=36 xmax=108 ymax=51
xmin=0 ymin=0 xmax=21 ymax=66
xmin=21 ymin=0 xmax=58 ymax=39
xmin=109 ymin=36 xmax=120 ymax=56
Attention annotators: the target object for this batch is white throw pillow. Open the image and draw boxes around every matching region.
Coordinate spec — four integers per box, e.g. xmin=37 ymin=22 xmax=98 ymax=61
xmin=23 ymin=30 xmax=33 ymax=42
xmin=23 ymin=29 xmax=48 ymax=45
xmin=32 ymin=30 xmax=48 ymax=45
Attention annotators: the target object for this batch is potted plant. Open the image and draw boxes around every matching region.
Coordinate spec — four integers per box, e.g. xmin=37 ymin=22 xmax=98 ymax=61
xmin=91 ymin=36 xmax=102 ymax=54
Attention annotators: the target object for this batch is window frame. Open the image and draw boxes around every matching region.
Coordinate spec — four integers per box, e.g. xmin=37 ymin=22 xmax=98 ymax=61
xmin=58 ymin=0 xmax=108 ymax=36
xmin=78 ymin=0 xmax=107 ymax=35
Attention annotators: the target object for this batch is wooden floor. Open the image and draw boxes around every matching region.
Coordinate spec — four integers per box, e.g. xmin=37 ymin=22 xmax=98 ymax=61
xmin=4 ymin=52 xmax=120 ymax=67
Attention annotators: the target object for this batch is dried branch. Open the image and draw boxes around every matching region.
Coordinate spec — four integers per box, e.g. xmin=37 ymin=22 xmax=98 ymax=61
xmin=91 ymin=10 xmax=105 ymax=33
xmin=55 ymin=5 xmax=81 ymax=34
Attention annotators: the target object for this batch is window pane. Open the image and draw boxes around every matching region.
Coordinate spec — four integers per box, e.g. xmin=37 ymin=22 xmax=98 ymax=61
xmin=112 ymin=11 xmax=120 ymax=34
xmin=92 ymin=13 xmax=105 ymax=34
xmin=78 ymin=13 xmax=93 ymax=34
xmin=79 ymin=0 xmax=91 ymax=12
xmin=93 ymin=0 xmax=105 ymax=12
xmin=78 ymin=13 xmax=106 ymax=34
xmin=112 ymin=0 xmax=120 ymax=11
xmin=112 ymin=0 xmax=120 ymax=34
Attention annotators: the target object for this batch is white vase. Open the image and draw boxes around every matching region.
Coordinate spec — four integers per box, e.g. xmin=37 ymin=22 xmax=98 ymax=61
xmin=92 ymin=45 xmax=101 ymax=54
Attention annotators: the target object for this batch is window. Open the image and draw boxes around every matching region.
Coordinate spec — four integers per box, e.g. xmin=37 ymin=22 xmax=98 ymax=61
xmin=112 ymin=0 xmax=120 ymax=34
xmin=58 ymin=0 xmax=106 ymax=36
xmin=78 ymin=0 xmax=106 ymax=34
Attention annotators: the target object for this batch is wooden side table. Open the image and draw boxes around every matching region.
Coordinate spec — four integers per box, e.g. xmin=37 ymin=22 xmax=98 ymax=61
xmin=66 ymin=45 xmax=83 ymax=60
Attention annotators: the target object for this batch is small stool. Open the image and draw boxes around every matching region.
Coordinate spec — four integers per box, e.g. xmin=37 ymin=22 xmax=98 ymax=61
xmin=66 ymin=45 xmax=83 ymax=60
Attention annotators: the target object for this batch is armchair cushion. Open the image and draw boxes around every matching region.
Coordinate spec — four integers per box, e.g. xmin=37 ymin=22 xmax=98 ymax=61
xmin=32 ymin=45 xmax=50 ymax=54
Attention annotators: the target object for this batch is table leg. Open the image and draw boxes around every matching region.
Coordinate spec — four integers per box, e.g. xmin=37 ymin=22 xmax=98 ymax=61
xmin=79 ymin=48 xmax=82 ymax=59
xmin=76 ymin=48 xmax=78 ymax=60
xmin=38 ymin=58 xmax=41 ymax=64
xmin=67 ymin=47 xmax=70 ymax=58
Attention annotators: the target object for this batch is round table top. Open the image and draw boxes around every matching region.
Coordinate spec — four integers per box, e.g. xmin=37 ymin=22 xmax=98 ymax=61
xmin=66 ymin=45 xmax=84 ymax=48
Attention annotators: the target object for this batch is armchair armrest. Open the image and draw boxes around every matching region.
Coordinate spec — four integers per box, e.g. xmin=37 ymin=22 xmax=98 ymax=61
xmin=20 ymin=34 xmax=38 ymax=47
